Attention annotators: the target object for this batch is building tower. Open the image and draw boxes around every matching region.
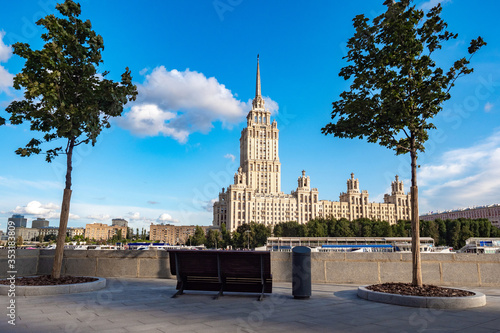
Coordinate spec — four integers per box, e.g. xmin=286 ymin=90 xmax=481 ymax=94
xmin=384 ymin=175 xmax=411 ymax=222
xmin=239 ymin=55 xmax=281 ymax=194
xmin=212 ymin=57 xmax=411 ymax=232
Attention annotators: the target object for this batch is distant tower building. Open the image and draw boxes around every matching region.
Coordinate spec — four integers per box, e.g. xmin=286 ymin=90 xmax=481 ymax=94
xmin=32 ymin=218 xmax=49 ymax=228
xmin=112 ymin=218 xmax=129 ymax=228
xmin=212 ymin=57 xmax=411 ymax=232
xmin=8 ymin=214 xmax=27 ymax=228
xmin=384 ymin=175 xmax=412 ymax=221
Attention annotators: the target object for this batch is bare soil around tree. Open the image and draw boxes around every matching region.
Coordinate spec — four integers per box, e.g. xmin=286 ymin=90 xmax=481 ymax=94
xmin=0 ymin=275 xmax=97 ymax=286
xmin=367 ymin=283 xmax=475 ymax=297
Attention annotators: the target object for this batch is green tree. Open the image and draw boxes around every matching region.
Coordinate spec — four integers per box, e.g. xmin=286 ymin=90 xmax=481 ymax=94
xmin=44 ymin=234 xmax=57 ymax=242
xmin=206 ymin=229 xmax=221 ymax=249
xmin=234 ymin=222 xmax=271 ymax=249
xmin=449 ymin=221 xmax=461 ymax=250
xmin=4 ymin=0 xmax=137 ymax=278
xmin=331 ymin=218 xmax=354 ymax=237
xmin=189 ymin=226 xmax=207 ymax=246
xmin=253 ymin=222 xmax=272 ymax=247
xmin=321 ymin=0 xmax=485 ymax=286
xmin=459 ymin=222 xmax=474 ymax=249
xmin=306 ymin=219 xmax=327 ymax=237
xmin=372 ymin=220 xmax=392 ymax=237
xmin=273 ymin=221 xmax=302 ymax=237
xmin=220 ymin=223 xmax=232 ymax=248
xmin=436 ymin=219 xmax=447 ymax=246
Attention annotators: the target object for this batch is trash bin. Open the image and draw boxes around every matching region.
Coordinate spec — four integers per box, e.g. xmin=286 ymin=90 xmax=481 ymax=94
xmin=292 ymin=246 xmax=311 ymax=299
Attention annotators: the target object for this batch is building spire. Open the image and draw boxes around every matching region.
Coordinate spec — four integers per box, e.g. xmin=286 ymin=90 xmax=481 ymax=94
xmin=256 ymin=54 xmax=261 ymax=98
xmin=252 ymin=54 xmax=265 ymax=109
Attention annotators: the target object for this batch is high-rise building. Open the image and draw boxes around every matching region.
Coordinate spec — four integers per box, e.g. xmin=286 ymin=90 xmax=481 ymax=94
xmin=213 ymin=57 xmax=411 ymax=232
xmin=32 ymin=218 xmax=49 ymax=228
xmin=112 ymin=218 xmax=129 ymax=228
xmin=8 ymin=214 xmax=27 ymax=228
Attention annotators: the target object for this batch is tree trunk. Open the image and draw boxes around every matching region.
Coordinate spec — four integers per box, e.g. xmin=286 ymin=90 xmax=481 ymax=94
xmin=410 ymin=140 xmax=422 ymax=287
xmin=51 ymin=138 xmax=74 ymax=279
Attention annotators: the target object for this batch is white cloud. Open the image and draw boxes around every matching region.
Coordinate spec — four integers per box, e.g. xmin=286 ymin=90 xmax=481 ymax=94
xmin=484 ymin=102 xmax=494 ymax=112
xmin=0 ymin=31 xmax=12 ymax=62
xmin=0 ymin=31 xmax=13 ymax=94
xmin=86 ymin=214 xmax=111 ymax=221
xmin=118 ymin=66 xmax=279 ymax=143
xmin=419 ymin=130 xmax=500 ymax=212
xmin=157 ymin=213 xmax=179 ymax=223
xmin=224 ymin=153 xmax=236 ymax=162
xmin=116 ymin=104 xmax=189 ymax=143
xmin=10 ymin=200 xmax=80 ymax=220
xmin=419 ymin=0 xmax=451 ymax=10
xmin=127 ymin=212 xmax=142 ymax=220
xmin=0 ymin=65 xmax=13 ymax=93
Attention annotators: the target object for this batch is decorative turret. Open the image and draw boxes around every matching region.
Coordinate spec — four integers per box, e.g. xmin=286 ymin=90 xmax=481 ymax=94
xmin=234 ymin=167 xmax=246 ymax=185
xmin=391 ymin=175 xmax=405 ymax=195
xmin=346 ymin=172 xmax=360 ymax=193
xmin=298 ymin=170 xmax=310 ymax=189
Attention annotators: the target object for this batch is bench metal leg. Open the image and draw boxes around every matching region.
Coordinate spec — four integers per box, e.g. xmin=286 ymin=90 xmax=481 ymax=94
xmin=258 ymin=283 xmax=265 ymax=301
xmin=213 ymin=288 xmax=224 ymax=300
xmin=213 ymin=280 xmax=225 ymax=300
xmin=172 ymin=289 xmax=184 ymax=298
xmin=172 ymin=280 xmax=185 ymax=298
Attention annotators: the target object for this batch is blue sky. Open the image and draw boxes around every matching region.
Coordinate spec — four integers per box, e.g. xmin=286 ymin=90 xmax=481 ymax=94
xmin=0 ymin=0 xmax=499 ymax=232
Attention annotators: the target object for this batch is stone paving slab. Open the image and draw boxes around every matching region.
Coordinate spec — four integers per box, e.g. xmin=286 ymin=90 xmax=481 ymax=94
xmin=0 ymin=278 xmax=499 ymax=333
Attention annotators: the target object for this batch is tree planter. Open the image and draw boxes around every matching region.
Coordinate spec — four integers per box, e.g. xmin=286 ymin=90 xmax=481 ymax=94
xmin=357 ymin=286 xmax=486 ymax=309
xmin=0 ymin=277 xmax=106 ymax=296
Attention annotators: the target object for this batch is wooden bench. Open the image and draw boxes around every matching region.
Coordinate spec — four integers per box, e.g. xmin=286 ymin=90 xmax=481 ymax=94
xmin=168 ymin=250 xmax=272 ymax=301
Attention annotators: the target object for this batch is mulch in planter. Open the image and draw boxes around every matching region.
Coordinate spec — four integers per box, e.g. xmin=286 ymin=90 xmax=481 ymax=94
xmin=367 ymin=283 xmax=474 ymax=297
xmin=0 ymin=275 xmax=98 ymax=286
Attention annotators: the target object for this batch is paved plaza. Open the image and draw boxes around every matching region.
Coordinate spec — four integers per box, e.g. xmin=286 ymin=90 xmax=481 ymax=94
xmin=1 ymin=278 xmax=499 ymax=333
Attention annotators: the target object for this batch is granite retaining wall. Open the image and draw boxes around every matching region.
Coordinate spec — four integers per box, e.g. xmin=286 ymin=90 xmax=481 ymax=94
xmin=1 ymin=250 xmax=498 ymax=286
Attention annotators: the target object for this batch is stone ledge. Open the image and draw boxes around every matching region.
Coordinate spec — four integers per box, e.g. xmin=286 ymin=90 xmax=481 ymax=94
xmin=357 ymin=286 xmax=486 ymax=309
xmin=0 ymin=277 xmax=106 ymax=296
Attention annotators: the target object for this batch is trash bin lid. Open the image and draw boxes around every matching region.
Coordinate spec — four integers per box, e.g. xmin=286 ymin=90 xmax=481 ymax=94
xmin=292 ymin=246 xmax=311 ymax=255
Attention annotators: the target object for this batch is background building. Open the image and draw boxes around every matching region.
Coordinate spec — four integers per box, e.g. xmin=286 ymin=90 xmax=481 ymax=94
xmin=421 ymin=204 xmax=500 ymax=228
xmin=32 ymin=218 xmax=49 ymax=228
xmin=112 ymin=218 xmax=129 ymax=228
xmin=8 ymin=214 xmax=27 ymax=228
xmin=14 ymin=227 xmax=40 ymax=242
xmin=213 ymin=59 xmax=411 ymax=232
xmin=85 ymin=223 xmax=127 ymax=241
xmin=149 ymin=224 xmax=209 ymax=244
xmin=38 ymin=226 xmax=59 ymax=240
xmin=67 ymin=227 xmax=86 ymax=238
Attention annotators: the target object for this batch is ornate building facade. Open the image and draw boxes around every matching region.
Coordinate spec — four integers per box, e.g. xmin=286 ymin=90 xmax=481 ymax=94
xmin=212 ymin=58 xmax=411 ymax=232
